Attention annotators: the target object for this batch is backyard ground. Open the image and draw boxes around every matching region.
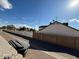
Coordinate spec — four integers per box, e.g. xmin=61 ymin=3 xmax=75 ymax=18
xmin=0 ymin=30 xmax=79 ymax=59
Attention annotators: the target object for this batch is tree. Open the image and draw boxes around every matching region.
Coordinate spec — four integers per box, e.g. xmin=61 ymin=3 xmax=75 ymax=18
xmin=30 ymin=28 xmax=36 ymax=32
xmin=1 ymin=26 xmax=7 ymax=29
xmin=7 ymin=25 xmax=16 ymax=30
xmin=18 ymin=26 xmax=26 ymax=31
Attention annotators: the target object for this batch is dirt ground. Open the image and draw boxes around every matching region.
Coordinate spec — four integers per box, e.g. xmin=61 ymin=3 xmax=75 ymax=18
xmin=0 ymin=32 xmax=56 ymax=59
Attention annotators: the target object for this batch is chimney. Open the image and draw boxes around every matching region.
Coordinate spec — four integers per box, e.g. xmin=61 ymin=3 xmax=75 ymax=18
xmin=62 ymin=23 xmax=68 ymax=26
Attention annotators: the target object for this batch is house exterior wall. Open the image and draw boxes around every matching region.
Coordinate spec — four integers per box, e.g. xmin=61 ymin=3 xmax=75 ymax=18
xmin=33 ymin=32 xmax=79 ymax=50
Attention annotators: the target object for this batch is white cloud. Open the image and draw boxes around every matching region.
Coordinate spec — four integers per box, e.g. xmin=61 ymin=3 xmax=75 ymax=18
xmin=0 ymin=0 xmax=13 ymax=10
xmin=13 ymin=24 xmax=39 ymax=30
xmin=13 ymin=24 xmax=32 ymax=28
xmin=69 ymin=18 xmax=79 ymax=22
xmin=35 ymin=25 xmax=39 ymax=30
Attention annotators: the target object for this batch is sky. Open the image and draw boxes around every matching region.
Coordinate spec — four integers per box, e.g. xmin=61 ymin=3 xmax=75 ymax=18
xmin=0 ymin=0 xmax=79 ymax=30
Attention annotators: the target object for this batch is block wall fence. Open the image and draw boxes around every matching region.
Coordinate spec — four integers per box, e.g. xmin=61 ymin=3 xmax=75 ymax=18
xmin=33 ymin=32 xmax=79 ymax=50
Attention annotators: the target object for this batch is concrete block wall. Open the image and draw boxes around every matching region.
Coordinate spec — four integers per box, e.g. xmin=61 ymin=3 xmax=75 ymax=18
xmin=33 ymin=32 xmax=79 ymax=50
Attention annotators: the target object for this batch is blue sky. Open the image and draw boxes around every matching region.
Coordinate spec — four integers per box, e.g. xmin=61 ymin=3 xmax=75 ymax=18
xmin=0 ymin=0 xmax=79 ymax=29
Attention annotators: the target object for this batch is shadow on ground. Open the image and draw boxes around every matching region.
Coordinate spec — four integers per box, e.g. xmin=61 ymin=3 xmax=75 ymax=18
xmin=29 ymin=39 xmax=79 ymax=58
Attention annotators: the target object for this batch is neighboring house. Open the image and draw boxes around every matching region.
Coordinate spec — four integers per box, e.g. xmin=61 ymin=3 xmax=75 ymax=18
xmin=39 ymin=25 xmax=48 ymax=31
xmin=33 ymin=21 xmax=79 ymax=50
xmin=39 ymin=21 xmax=79 ymax=37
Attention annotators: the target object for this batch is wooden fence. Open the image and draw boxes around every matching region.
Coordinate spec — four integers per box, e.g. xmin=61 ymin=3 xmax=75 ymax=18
xmin=33 ymin=32 xmax=79 ymax=50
